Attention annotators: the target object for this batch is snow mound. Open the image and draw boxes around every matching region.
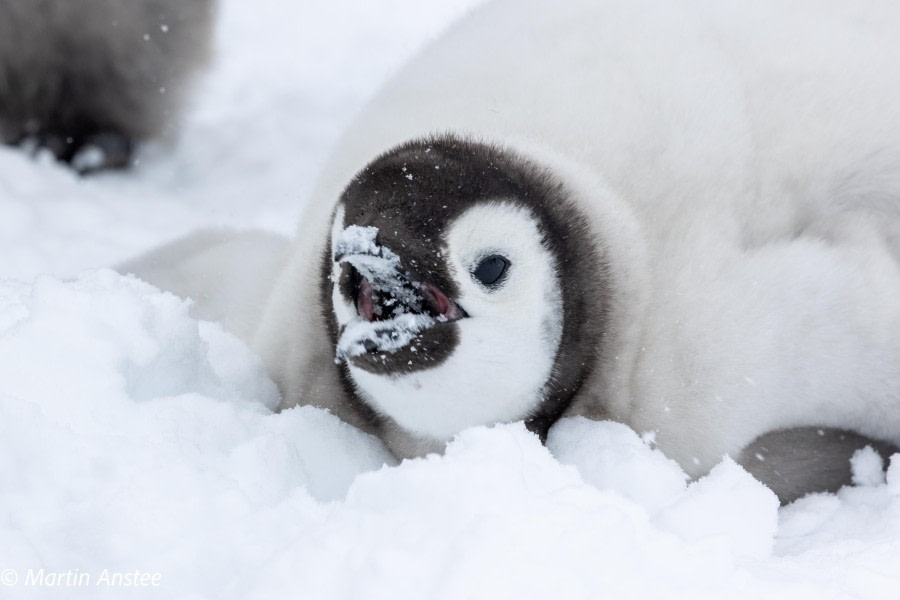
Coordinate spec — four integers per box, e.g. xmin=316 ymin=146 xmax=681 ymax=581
xmin=548 ymin=417 xmax=688 ymax=512
xmin=550 ymin=418 xmax=779 ymax=559
xmin=656 ymin=457 xmax=779 ymax=559
xmin=1 ymin=272 xmax=899 ymax=598
xmin=253 ymin=424 xmax=779 ymax=599
xmin=0 ymin=271 xmax=395 ymax=596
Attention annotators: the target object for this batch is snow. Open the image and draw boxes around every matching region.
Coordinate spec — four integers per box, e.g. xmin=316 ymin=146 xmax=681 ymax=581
xmin=334 ymin=224 xmax=423 ymax=315
xmin=333 ymin=224 xmax=445 ymax=361
xmin=547 ymin=417 xmax=688 ymax=513
xmin=1 ymin=1 xmax=900 ymax=598
xmin=336 ymin=313 xmax=436 ymax=362
xmin=333 ymin=225 xmax=392 ymax=264
xmin=851 ymin=446 xmax=887 ymax=487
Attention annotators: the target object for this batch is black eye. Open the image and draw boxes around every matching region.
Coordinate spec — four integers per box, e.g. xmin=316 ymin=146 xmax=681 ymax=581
xmin=472 ymin=255 xmax=510 ymax=287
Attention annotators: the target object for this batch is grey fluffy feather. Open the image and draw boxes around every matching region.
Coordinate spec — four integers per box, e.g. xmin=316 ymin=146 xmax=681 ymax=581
xmin=0 ymin=0 xmax=215 ymax=170
xmin=737 ymin=428 xmax=899 ymax=504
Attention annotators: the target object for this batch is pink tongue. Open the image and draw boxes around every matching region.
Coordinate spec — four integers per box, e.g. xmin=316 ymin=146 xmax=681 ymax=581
xmin=357 ymin=278 xmax=376 ymax=321
xmin=421 ymin=283 xmax=452 ymax=317
xmin=357 ymin=277 xmax=457 ymax=321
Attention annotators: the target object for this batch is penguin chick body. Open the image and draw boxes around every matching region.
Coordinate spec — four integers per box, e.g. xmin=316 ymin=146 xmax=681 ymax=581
xmin=126 ymin=0 xmax=900 ymax=502
xmin=0 ymin=0 xmax=215 ymax=172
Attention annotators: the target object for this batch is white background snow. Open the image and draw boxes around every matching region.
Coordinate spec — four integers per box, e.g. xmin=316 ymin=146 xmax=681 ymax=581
xmin=2 ymin=1 xmax=900 ymax=598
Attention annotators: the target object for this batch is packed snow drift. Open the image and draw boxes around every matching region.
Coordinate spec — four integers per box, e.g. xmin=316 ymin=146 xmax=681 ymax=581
xmin=1 ymin=1 xmax=899 ymax=598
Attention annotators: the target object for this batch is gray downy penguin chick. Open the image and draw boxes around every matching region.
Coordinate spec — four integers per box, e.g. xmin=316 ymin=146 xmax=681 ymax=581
xmin=125 ymin=0 xmax=900 ymax=503
xmin=0 ymin=0 xmax=215 ymax=172
xmin=310 ymin=136 xmax=900 ymax=499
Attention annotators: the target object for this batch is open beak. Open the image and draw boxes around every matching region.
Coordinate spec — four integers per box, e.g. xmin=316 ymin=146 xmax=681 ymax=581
xmin=332 ymin=225 xmax=465 ymax=362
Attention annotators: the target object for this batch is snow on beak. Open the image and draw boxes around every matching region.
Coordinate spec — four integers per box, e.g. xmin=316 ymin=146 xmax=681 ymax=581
xmin=333 ymin=225 xmax=464 ymax=362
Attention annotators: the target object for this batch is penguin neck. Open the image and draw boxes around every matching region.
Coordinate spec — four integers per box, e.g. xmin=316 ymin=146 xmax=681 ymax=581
xmin=514 ymin=140 xmax=651 ymax=430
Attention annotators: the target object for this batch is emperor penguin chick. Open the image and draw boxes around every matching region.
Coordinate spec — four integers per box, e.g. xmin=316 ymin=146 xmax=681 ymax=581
xmin=123 ymin=0 xmax=900 ymax=504
xmin=0 ymin=0 xmax=216 ymax=172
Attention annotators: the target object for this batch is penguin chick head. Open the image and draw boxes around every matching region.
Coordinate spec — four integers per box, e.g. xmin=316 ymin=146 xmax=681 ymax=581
xmin=324 ymin=135 xmax=607 ymax=444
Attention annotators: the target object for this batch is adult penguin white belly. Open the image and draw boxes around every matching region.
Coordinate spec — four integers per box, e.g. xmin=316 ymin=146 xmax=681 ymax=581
xmin=129 ymin=0 xmax=900 ymax=502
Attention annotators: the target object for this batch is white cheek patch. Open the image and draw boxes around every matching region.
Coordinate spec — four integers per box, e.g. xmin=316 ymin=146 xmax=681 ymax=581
xmin=447 ymin=202 xmax=563 ymax=357
xmin=349 ymin=201 xmax=564 ymax=441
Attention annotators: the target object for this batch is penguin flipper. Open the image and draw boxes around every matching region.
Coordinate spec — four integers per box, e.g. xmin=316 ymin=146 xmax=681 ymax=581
xmin=118 ymin=229 xmax=291 ymax=344
xmin=736 ymin=428 xmax=898 ymax=505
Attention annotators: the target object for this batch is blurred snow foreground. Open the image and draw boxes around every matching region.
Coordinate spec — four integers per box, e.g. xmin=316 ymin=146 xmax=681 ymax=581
xmin=2 ymin=0 xmax=900 ymax=598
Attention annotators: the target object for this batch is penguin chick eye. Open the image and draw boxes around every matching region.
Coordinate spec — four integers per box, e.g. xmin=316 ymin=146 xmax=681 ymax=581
xmin=472 ymin=255 xmax=510 ymax=287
